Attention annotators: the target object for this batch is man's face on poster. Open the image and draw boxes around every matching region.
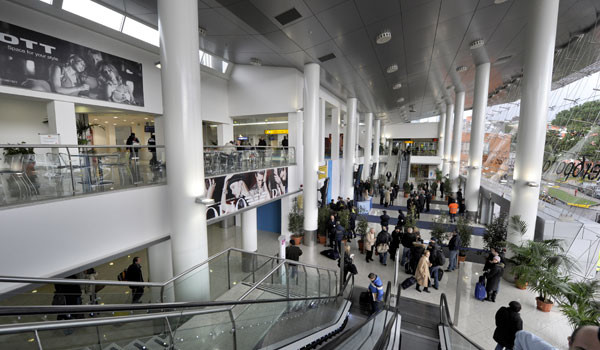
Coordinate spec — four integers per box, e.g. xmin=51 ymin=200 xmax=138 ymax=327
xmin=255 ymin=172 xmax=265 ymax=188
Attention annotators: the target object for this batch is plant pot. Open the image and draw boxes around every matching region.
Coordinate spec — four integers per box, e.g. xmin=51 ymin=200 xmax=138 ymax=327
xmin=515 ymin=279 xmax=528 ymax=290
xmin=404 ymin=193 xmax=409 ymax=198
xmin=358 ymin=239 xmax=364 ymax=253
xmin=536 ymin=297 xmax=553 ymax=312
xmin=318 ymin=235 xmax=327 ymax=245
xmin=291 ymin=235 xmax=303 ymax=246
xmin=431 ymin=196 xmax=436 ymax=200
xmin=458 ymin=255 xmax=467 ymax=263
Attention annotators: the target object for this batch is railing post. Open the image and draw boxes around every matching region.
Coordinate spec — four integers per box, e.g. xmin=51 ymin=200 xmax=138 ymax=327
xmin=227 ymin=250 xmax=231 ymax=290
xmin=454 ymin=260 xmax=464 ymax=326
xmin=303 ymin=265 xmax=308 ymax=298
xmin=65 ymin=147 xmax=76 ymax=195
xmin=34 ymin=329 xmax=43 ymax=350
xmin=327 ymin=271 xmax=331 ymax=297
xmin=228 ymin=308 xmax=237 ymax=350
xmin=286 ymin=263 xmax=291 ymax=313
xmin=316 ymin=269 xmax=321 ymax=298
xmin=95 ymin=325 xmax=103 ymax=350
xmin=164 ymin=317 xmax=174 ymax=347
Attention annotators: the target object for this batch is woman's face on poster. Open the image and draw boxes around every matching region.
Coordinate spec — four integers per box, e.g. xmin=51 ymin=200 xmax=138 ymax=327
xmin=71 ymin=56 xmax=86 ymax=73
xmin=278 ymin=168 xmax=287 ymax=182
xmin=100 ymin=65 xmax=118 ymax=83
xmin=229 ymin=180 xmax=244 ymax=197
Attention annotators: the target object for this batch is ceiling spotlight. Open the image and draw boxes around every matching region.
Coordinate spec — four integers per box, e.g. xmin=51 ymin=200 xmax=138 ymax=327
xmin=494 ymin=0 xmax=508 ymax=4
xmin=469 ymin=39 xmax=484 ymax=49
xmin=493 ymin=55 xmax=512 ymax=65
xmin=393 ymin=83 xmax=402 ymax=90
xmin=250 ymin=58 xmax=262 ymax=66
xmin=386 ymin=64 xmax=398 ymax=73
xmin=154 ymin=61 xmax=161 ymax=69
xmin=397 ymin=97 xmax=405 ymax=103
xmin=456 ymin=66 xmax=468 ymax=72
xmin=376 ymin=30 xmax=392 ymax=44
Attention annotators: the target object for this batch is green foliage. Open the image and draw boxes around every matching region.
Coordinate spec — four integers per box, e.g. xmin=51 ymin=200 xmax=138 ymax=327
xmin=403 ymin=181 xmax=410 ymax=193
xmin=483 ymin=214 xmax=527 ymax=251
xmin=508 ymin=239 xmax=575 ymax=303
xmin=356 ymin=215 xmax=369 ymax=238
xmin=337 ymin=209 xmax=351 ymax=232
xmin=76 ymin=118 xmax=105 ymax=145
xmin=317 ymin=206 xmax=331 ymax=237
xmin=430 ymin=181 xmax=438 ymax=193
xmin=435 ymin=169 xmax=443 ymax=182
xmin=559 ymin=280 xmax=600 ymax=329
xmin=3 ymin=142 xmax=34 ymax=156
xmin=287 ymin=198 xmax=304 ymax=236
xmin=431 ymin=215 xmax=449 ymax=243
xmin=456 ymin=216 xmax=472 ymax=254
xmin=405 ymin=206 xmax=418 ymax=229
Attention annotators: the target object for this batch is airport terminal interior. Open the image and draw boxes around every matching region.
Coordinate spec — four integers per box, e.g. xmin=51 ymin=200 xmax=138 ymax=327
xmin=1 ymin=0 xmax=600 ymax=349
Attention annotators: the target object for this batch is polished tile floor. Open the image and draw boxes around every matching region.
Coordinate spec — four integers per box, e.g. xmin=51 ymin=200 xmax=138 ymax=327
xmin=207 ymin=196 xmax=573 ymax=350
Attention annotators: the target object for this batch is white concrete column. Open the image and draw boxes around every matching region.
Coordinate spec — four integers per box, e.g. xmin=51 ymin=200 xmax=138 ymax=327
xmin=466 ymin=62 xmax=491 ymax=215
xmin=46 ymin=101 xmax=77 ymax=145
xmin=281 ymin=111 xmax=302 ymax=239
xmin=508 ymin=0 xmax=560 ymax=244
xmin=436 ymin=111 xmax=446 ymax=171
xmin=303 ymin=63 xmax=320 ymax=247
xmin=362 ymin=113 xmax=373 ymax=180
xmin=442 ymin=103 xmax=454 ymax=177
xmin=343 ymin=98 xmax=358 ymax=199
xmin=450 ymin=91 xmax=465 ymax=193
xmin=216 ymin=124 xmax=233 ymax=146
xmin=242 ymin=209 xmax=258 ymax=252
xmin=331 ymin=107 xmax=340 ymax=160
xmin=373 ymin=119 xmax=381 ymax=180
xmin=319 ymin=98 xmax=326 ymax=162
xmin=148 ymin=240 xmax=174 ymax=302
xmin=158 ymin=0 xmax=208 ymax=301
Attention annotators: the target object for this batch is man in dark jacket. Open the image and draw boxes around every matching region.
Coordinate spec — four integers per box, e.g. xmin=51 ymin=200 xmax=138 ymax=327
xmin=126 ymin=257 xmax=144 ymax=303
xmin=493 ymin=301 xmax=523 ymax=349
xmin=425 ymin=190 xmax=432 ymax=212
xmin=349 ymin=209 xmax=357 ymax=240
xmin=484 ymin=256 xmax=504 ymax=302
xmin=400 ymin=227 xmax=416 ymax=266
xmin=334 ymin=221 xmax=345 ymax=253
xmin=327 ymin=215 xmax=337 ymax=248
xmin=446 ymin=230 xmax=461 ymax=272
xmin=417 ymin=192 xmax=426 ymax=213
xmin=379 ymin=210 xmax=390 ymax=229
xmin=428 ymin=239 xmax=445 ymax=290
xmin=389 ymin=227 xmax=402 ymax=262
xmin=440 ymin=181 xmax=445 ymax=198
xmin=375 ymin=227 xmax=391 ymax=266
xmin=286 ymin=240 xmax=303 ymax=280
xmin=396 ymin=210 xmax=406 ymax=230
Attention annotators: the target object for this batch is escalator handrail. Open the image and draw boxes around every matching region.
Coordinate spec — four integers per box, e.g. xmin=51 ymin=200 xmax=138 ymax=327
xmin=375 ymin=283 xmax=402 ymax=350
xmin=439 ymin=293 xmax=485 ymax=350
xmin=0 ymin=247 xmax=338 ymax=290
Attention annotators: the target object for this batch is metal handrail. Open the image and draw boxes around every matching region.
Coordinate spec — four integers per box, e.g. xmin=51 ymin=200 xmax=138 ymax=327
xmin=375 ymin=283 xmax=402 ymax=350
xmin=439 ymin=293 xmax=485 ymax=350
xmin=0 ymin=144 xmax=164 ymax=148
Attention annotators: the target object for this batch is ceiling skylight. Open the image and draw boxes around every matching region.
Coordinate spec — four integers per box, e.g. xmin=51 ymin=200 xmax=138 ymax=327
xmin=122 ymin=17 xmax=159 ymax=47
xmin=62 ymin=0 xmax=125 ymax=31
xmin=38 ymin=0 xmax=53 ymax=4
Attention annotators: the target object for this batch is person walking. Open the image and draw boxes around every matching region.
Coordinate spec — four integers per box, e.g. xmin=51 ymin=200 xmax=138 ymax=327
xmin=389 ymin=227 xmax=402 ymax=262
xmin=126 ymin=257 xmax=144 ymax=303
xmin=376 ymin=226 xmax=391 ymax=266
xmin=440 ymin=181 xmax=445 ymax=198
xmin=449 ymin=200 xmax=459 ymax=222
xmin=147 ymin=133 xmax=157 ymax=166
xmin=446 ymin=230 xmax=461 ymax=272
xmin=368 ymin=273 xmax=384 ymax=314
xmin=425 ymin=190 xmax=432 ymax=212
xmin=286 ymin=240 xmax=303 ymax=280
xmin=365 ymin=228 xmax=377 ymax=263
xmin=384 ymin=187 xmax=391 ymax=207
xmin=484 ymin=256 xmax=504 ymax=302
xmin=327 ymin=215 xmax=337 ymax=248
xmin=396 ymin=210 xmax=406 ymax=230
xmin=415 ymin=250 xmax=432 ymax=293
xmin=493 ymin=301 xmax=523 ymax=350
xmin=379 ymin=210 xmax=390 ymax=229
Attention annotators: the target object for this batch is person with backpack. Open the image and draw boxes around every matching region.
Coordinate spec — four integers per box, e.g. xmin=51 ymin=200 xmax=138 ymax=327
xmin=368 ymin=273 xmax=384 ymax=313
xmin=400 ymin=227 xmax=416 ymax=267
xmin=126 ymin=257 xmax=144 ymax=303
xmin=446 ymin=230 xmax=461 ymax=272
xmin=375 ymin=226 xmax=391 ymax=266
xmin=493 ymin=301 xmax=523 ymax=350
xmin=396 ymin=210 xmax=406 ymax=229
xmin=409 ymin=237 xmax=426 ymax=274
xmin=349 ymin=208 xmax=357 ymax=240
xmin=484 ymin=255 xmax=505 ymax=302
xmin=425 ymin=190 xmax=432 ymax=212
xmin=428 ymin=239 xmax=445 ymax=290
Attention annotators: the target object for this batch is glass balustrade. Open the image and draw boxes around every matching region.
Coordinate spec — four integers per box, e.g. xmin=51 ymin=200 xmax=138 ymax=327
xmin=203 ymin=146 xmax=296 ymax=177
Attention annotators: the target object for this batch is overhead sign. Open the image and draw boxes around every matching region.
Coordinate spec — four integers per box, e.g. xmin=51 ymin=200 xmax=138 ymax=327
xmin=265 ymin=129 xmax=288 ymax=135
xmin=0 ymin=21 xmax=144 ymax=105
xmin=318 ymin=164 xmax=328 ymax=179
xmin=404 ymin=140 xmax=414 ymax=144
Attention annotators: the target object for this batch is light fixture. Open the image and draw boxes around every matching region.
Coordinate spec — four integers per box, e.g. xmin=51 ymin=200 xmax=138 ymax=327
xmin=250 ymin=58 xmax=262 ymax=66
xmin=494 ymin=0 xmax=508 ymax=3
xmin=38 ymin=0 xmax=53 ymax=4
xmin=397 ymin=97 xmax=405 ymax=103
xmin=93 ymin=118 xmax=98 ymax=121
xmin=393 ymin=83 xmax=402 ymax=90
xmin=113 ymin=116 xmax=118 ymax=119
xmin=456 ymin=66 xmax=468 ymax=72
xmin=104 ymin=121 xmax=109 ymax=124
xmin=154 ymin=62 xmax=161 ymax=69
xmin=144 ymin=117 xmax=149 ymax=120
xmin=469 ymin=39 xmax=484 ymax=49
xmin=386 ymin=64 xmax=398 ymax=73
xmin=113 ymin=123 xmax=117 ymax=125
xmin=493 ymin=55 xmax=512 ymax=65
xmin=62 ymin=0 xmax=125 ymax=31
xmin=376 ymin=30 xmax=392 ymax=44
xmin=122 ymin=17 xmax=160 ymax=47
xmin=195 ymin=196 xmax=215 ymax=205
xmin=526 ymin=181 xmax=539 ymax=187
xmin=199 ymin=27 xmax=207 ymax=37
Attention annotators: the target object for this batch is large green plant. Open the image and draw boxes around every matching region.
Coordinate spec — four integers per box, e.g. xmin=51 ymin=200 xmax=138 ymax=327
xmin=435 ymin=169 xmax=443 ymax=182
xmin=287 ymin=198 xmax=304 ymax=236
xmin=3 ymin=142 xmax=34 ymax=156
xmin=403 ymin=181 xmax=410 ymax=193
xmin=338 ymin=209 xmax=351 ymax=232
xmin=405 ymin=206 xmax=417 ymax=229
xmin=431 ymin=215 xmax=450 ymax=244
xmin=317 ymin=206 xmax=331 ymax=237
xmin=456 ymin=216 xmax=472 ymax=255
xmin=430 ymin=181 xmax=438 ymax=194
xmin=484 ymin=214 xmax=527 ymax=251
xmin=356 ymin=215 xmax=369 ymax=238
xmin=559 ymin=280 xmax=600 ymax=329
xmin=509 ymin=239 xmax=574 ymax=304
xmin=76 ymin=118 xmax=105 ymax=145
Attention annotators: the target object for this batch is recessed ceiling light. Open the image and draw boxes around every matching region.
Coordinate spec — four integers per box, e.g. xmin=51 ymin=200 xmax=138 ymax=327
xmin=123 ymin=119 xmax=127 ymax=122
xmin=386 ymin=64 xmax=398 ymax=73
xmin=397 ymin=97 xmax=405 ymax=103
xmin=113 ymin=116 xmax=118 ymax=119
xmin=376 ymin=30 xmax=392 ymax=44
xmin=93 ymin=118 xmax=98 ymax=121
xmin=155 ymin=62 xmax=161 ymax=69
xmin=469 ymin=39 xmax=484 ymax=49
xmin=494 ymin=55 xmax=513 ymax=65
xmin=250 ymin=58 xmax=262 ymax=66
xmin=393 ymin=83 xmax=402 ymax=90
xmin=494 ymin=0 xmax=508 ymax=4
xmin=144 ymin=117 xmax=149 ymax=120
xmin=113 ymin=123 xmax=117 ymax=125
xmin=104 ymin=121 xmax=108 ymax=124
xmin=456 ymin=66 xmax=468 ymax=72
xmin=131 ymin=122 xmax=134 ymax=124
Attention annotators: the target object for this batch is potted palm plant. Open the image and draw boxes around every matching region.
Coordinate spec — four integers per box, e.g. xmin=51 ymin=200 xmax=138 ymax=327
xmin=559 ymin=280 xmax=600 ymax=328
xmin=405 ymin=206 xmax=418 ymax=231
xmin=356 ymin=216 xmax=369 ymax=253
xmin=317 ymin=206 xmax=330 ymax=245
xmin=430 ymin=181 xmax=438 ymax=200
xmin=456 ymin=216 xmax=472 ymax=263
xmin=338 ymin=209 xmax=350 ymax=244
xmin=431 ymin=215 xmax=449 ymax=244
xmin=403 ymin=181 xmax=410 ymax=197
xmin=288 ymin=198 xmax=304 ymax=245
xmin=509 ymin=239 xmax=574 ymax=312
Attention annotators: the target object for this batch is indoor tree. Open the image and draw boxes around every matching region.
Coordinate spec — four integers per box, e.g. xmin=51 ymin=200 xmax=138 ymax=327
xmin=559 ymin=279 xmax=600 ymax=329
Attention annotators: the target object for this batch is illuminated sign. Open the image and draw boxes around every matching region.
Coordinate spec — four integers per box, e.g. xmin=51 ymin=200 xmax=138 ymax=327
xmin=265 ymin=129 xmax=288 ymax=135
xmin=404 ymin=140 xmax=414 ymax=144
xmin=318 ymin=164 xmax=328 ymax=179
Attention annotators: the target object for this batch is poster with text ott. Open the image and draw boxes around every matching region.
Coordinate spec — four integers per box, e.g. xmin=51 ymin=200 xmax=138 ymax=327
xmin=0 ymin=21 xmax=144 ymax=106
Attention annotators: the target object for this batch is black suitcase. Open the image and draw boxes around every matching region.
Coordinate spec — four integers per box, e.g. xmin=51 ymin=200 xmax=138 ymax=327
xmin=320 ymin=249 xmax=340 ymax=260
xmin=401 ymin=276 xmax=417 ymax=289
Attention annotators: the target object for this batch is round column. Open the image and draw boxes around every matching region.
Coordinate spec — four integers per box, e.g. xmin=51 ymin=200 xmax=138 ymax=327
xmin=373 ymin=119 xmax=381 ymax=180
xmin=508 ymin=0 xmax=560 ymax=244
xmin=241 ymin=208 xmax=258 ymax=272
xmin=465 ymin=62 xmax=491 ymax=216
xmin=450 ymin=91 xmax=465 ymax=194
xmin=158 ymin=0 xmax=208 ymax=301
xmin=343 ymin=98 xmax=358 ymax=199
xmin=437 ymin=111 xmax=446 ymax=171
xmin=362 ymin=113 xmax=373 ymax=180
xmin=442 ymin=104 xmax=454 ymax=177
xmin=303 ymin=63 xmax=320 ymax=247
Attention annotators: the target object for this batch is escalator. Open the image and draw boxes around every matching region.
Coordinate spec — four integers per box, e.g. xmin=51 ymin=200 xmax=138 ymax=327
xmin=0 ymin=248 xmax=483 ymax=349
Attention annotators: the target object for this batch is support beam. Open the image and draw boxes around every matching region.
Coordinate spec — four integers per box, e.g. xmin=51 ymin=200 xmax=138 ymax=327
xmin=373 ymin=119 xmax=381 ymax=180
xmin=331 ymin=107 xmax=340 ymax=161
xmin=343 ymin=98 xmax=358 ymax=199
xmin=450 ymin=91 xmax=465 ymax=194
xmin=436 ymin=111 xmax=446 ymax=171
xmin=442 ymin=103 xmax=454 ymax=177
xmin=465 ymin=62 xmax=491 ymax=216
xmin=508 ymin=0 xmax=560 ymax=244
xmin=362 ymin=112 xmax=373 ymax=180
xmin=303 ymin=63 xmax=320 ymax=247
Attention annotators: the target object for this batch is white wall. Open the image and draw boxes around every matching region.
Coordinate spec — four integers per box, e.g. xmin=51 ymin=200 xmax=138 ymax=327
xmin=410 ymin=155 xmax=443 ymax=165
xmin=0 ymin=95 xmax=48 ymax=144
xmin=0 ymin=0 xmax=163 ymax=114
xmin=202 ymin=74 xmax=230 ymax=124
xmin=0 ymin=185 xmax=170 ymax=294
xmin=384 ymin=122 xmax=439 ymax=139
xmin=228 ymin=65 xmax=302 ymax=117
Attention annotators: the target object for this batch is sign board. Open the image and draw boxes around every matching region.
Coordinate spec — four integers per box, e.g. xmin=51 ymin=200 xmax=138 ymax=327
xmin=39 ymin=134 xmax=59 ymax=144
xmin=404 ymin=140 xmax=414 ymax=144
xmin=0 ymin=21 xmax=144 ymax=106
xmin=318 ymin=164 xmax=328 ymax=179
xmin=265 ymin=129 xmax=288 ymax=135
xmin=357 ymin=200 xmax=372 ymax=215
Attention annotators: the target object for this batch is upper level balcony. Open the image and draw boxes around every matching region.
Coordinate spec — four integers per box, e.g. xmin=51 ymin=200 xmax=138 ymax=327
xmin=0 ymin=144 xmax=296 ymax=208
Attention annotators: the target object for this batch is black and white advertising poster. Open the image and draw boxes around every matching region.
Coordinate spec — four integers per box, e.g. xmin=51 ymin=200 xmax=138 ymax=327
xmin=205 ymin=168 xmax=288 ymax=220
xmin=0 ymin=21 xmax=144 ymax=106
